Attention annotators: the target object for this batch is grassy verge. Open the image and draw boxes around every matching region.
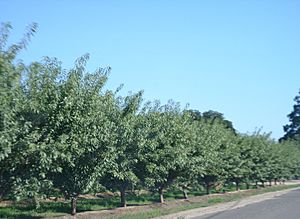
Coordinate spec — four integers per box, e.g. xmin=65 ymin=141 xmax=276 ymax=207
xmin=111 ymin=184 xmax=300 ymax=219
xmin=0 ymin=189 xmax=210 ymax=219
xmin=0 ymin=184 xmax=299 ymax=219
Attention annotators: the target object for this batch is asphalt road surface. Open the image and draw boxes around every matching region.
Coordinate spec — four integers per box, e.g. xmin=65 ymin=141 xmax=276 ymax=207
xmin=191 ymin=189 xmax=300 ymax=219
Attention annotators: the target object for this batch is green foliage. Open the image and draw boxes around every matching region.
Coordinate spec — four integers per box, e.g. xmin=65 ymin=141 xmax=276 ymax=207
xmin=192 ymin=120 xmax=232 ymax=194
xmin=0 ymin=22 xmax=47 ymax=200
xmin=48 ymin=55 xmax=115 ymax=197
xmin=100 ymin=91 xmax=144 ymax=207
xmin=137 ymin=101 xmax=194 ymax=202
xmin=281 ymin=89 xmax=300 ymax=142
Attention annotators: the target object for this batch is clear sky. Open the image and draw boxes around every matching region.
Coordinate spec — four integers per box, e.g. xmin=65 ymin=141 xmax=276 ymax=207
xmin=1 ymin=0 xmax=300 ymax=140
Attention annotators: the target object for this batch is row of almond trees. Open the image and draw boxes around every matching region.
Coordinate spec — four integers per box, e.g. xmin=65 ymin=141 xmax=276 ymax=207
xmin=1 ymin=24 xmax=300 ymax=215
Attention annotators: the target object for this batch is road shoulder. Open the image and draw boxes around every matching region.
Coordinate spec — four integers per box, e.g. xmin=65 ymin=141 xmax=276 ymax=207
xmin=153 ymin=187 xmax=300 ymax=219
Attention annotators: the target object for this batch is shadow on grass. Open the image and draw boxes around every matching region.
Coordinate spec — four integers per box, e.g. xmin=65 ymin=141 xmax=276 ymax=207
xmin=0 ymin=206 xmax=43 ymax=219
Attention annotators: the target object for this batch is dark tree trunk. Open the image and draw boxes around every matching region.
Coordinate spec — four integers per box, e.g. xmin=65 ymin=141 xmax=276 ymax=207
xmin=262 ymin=181 xmax=265 ymax=187
xmin=269 ymin=180 xmax=272 ymax=186
xmin=235 ymin=181 xmax=240 ymax=191
xmin=71 ymin=196 xmax=78 ymax=216
xmin=246 ymin=182 xmax=250 ymax=190
xmin=159 ymin=188 xmax=164 ymax=203
xmin=205 ymin=182 xmax=210 ymax=195
xmin=255 ymin=181 xmax=258 ymax=188
xmin=275 ymin=179 xmax=277 ymax=185
xmin=120 ymin=188 xmax=126 ymax=207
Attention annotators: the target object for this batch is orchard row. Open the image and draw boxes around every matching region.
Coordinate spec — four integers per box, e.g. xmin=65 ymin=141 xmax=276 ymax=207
xmin=1 ymin=24 xmax=299 ymax=215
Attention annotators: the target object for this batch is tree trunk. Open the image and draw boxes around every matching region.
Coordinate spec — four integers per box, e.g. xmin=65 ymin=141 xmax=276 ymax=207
xmin=183 ymin=190 xmax=188 ymax=199
xmin=262 ymin=181 xmax=265 ymax=187
xmin=235 ymin=181 xmax=240 ymax=191
xmin=275 ymin=179 xmax=277 ymax=185
xmin=269 ymin=180 xmax=272 ymax=186
xmin=120 ymin=188 xmax=126 ymax=207
xmin=246 ymin=182 xmax=250 ymax=190
xmin=255 ymin=181 xmax=258 ymax=188
xmin=71 ymin=196 xmax=78 ymax=216
xmin=63 ymin=191 xmax=69 ymax=201
xmin=206 ymin=182 xmax=210 ymax=195
xmin=159 ymin=188 xmax=164 ymax=203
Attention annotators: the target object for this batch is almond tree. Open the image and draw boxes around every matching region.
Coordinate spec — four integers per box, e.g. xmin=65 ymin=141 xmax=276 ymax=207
xmin=193 ymin=121 xmax=229 ymax=194
xmin=222 ymin=135 xmax=245 ymax=191
xmin=0 ymin=23 xmax=54 ymax=202
xmin=138 ymin=101 xmax=193 ymax=203
xmin=49 ymin=55 xmax=117 ymax=215
xmin=100 ymin=91 xmax=144 ymax=207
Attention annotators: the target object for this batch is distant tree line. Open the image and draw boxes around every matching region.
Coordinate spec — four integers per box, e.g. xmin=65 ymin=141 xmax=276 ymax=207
xmin=1 ymin=24 xmax=300 ymax=215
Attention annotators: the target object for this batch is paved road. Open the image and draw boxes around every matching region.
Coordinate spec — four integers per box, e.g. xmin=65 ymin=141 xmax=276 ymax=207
xmin=191 ymin=189 xmax=300 ymax=219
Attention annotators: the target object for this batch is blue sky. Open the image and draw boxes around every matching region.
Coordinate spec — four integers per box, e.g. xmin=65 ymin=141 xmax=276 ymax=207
xmin=1 ymin=0 xmax=300 ymax=139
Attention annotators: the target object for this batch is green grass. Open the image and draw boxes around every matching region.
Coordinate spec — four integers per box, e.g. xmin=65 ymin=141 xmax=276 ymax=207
xmin=0 ymin=184 xmax=299 ymax=219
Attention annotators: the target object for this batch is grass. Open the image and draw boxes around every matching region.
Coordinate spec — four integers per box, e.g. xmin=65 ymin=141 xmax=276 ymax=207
xmin=0 ymin=184 xmax=299 ymax=219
